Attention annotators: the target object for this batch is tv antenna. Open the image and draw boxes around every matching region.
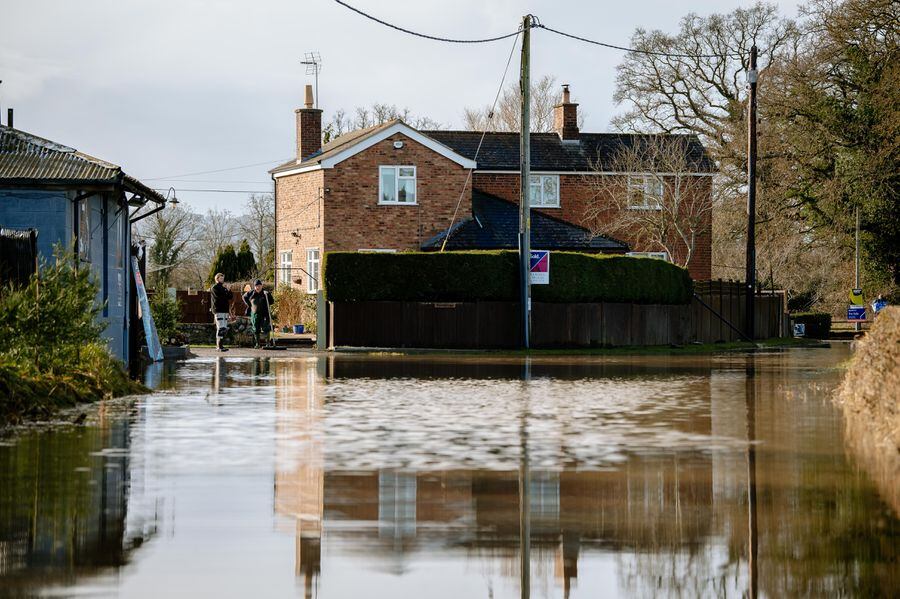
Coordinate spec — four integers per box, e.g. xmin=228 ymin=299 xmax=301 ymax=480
xmin=301 ymin=52 xmax=322 ymax=108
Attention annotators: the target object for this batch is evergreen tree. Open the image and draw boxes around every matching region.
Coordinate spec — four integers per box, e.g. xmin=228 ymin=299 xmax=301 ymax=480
xmin=207 ymin=244 xmax=239 ymax=285
xmin=236 ymin=239 xmax=256 ymax=280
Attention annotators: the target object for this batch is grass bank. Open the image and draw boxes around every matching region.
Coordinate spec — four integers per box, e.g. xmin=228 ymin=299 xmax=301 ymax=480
xmin=836 ymin=306 xmax=900 ymax=514
xmin=0 ymin=249 xmax=147 ymax=425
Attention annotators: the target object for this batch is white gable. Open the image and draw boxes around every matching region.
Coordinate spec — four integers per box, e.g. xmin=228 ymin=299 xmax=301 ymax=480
xmin=273 ymin=122 xmax=477 ymax=178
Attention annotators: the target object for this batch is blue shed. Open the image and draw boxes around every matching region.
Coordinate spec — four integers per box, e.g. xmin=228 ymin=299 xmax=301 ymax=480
xmin=0 ymin=124 xmax=165 ymax=364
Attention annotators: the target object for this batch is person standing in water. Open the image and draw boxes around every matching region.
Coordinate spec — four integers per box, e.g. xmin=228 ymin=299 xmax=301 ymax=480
xmin=243 ymin=279 xmax=275 ymax=348
xmin=209 ymin=273 xmax=232 ymax=352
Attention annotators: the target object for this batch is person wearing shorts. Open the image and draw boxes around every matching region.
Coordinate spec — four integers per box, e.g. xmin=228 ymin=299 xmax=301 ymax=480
xmin=209 ymin=273 xmax=232 ymax=352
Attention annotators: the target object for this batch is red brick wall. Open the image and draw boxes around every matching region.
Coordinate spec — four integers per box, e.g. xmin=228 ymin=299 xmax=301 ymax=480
xmin=472 ymin=171 xmax=712 ymax=280
xmin=323 ymin=133 xmax=471 ymax=251
xmin=275 ymin=169 xmax=325 ymax=290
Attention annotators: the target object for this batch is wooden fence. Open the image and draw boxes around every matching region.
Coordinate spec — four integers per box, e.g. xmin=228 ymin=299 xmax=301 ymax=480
xmin=328 ymin=289 xmax=786 ymax=349
xmin=174 ymin=287 xmax=249 ymax=323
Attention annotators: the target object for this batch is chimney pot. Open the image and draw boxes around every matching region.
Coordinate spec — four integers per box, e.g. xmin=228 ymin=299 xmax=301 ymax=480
xmin=6 ymin=108 xmax=13 ymax=129
xmin=304 ymin=84 xmax=314 ymax=109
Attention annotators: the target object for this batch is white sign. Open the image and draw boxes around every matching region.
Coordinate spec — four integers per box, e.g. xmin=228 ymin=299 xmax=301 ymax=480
xmin=530 ymin=250 xmax=550 ymax=285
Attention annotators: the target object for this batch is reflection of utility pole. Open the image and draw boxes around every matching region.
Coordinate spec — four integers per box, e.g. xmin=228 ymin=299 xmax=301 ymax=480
xmin=745 ymin=364 xmax=758 ymax=599
xmin=745 ymin=45 xmax=758 ymax=340
xmin=519 ymin=357 xmax=531 ymax=599
xmin=518 ymin=15 xmax=532 ymax=349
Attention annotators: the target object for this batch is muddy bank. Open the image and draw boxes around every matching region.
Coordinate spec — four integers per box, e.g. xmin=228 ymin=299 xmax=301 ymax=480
xmin=836 ymin=306 xmax=900 ymax=514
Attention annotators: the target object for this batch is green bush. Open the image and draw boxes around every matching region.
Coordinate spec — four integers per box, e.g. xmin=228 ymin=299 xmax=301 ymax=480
xmin=149 ymin=293 xmax=183 ymax=345
xmin=0 ymin=248 xmax=145 ymax=421
xmin=323 ymin=251 xmax=692 ymax=305
xmin=791 ymin=312 xmax=832 ymax=338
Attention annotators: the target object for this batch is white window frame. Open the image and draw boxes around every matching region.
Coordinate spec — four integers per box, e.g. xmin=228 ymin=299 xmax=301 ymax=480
xmin=529 ymin=174 xmax=560 ymax=208
xmin=279 ymin=250 xmax=293 ymax=286
xmin=306 ymin=248 xmax=320 ymax=294
xmin=628 ymin=174 xmax=664 ymax=210
xmin=627 ymin=251 xmax=670 ymax=262
xmin=378 ymin=165 xmax=417 ymax=205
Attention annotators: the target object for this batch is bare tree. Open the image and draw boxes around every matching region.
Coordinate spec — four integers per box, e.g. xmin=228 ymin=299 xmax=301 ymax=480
xmin=583 ymin=136 xmax=713 ymax=269
xmin=463 ymin=75 xmax=584 ymax=133
xmin=239 ymin=193 xmax=275 ymax=275
xmin=323 ymin=104 xmax=442 ymax=142
xmin=133 ymin=203 xmax=200 ymax=289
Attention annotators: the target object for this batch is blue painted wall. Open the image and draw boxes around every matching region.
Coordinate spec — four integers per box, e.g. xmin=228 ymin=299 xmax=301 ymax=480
xmin=0 ymin=188 xmax=130 ymax=363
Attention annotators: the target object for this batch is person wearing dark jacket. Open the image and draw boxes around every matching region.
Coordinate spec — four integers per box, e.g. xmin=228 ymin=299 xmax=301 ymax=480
xmin=242 ymin=279 xmax=275 ymax=348
xmin=209 ymin=273 xmax=233 ymax=352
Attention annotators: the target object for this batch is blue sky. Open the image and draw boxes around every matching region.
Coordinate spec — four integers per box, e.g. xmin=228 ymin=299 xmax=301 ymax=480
xmin=1 ymin=0 xmax=801 ymax=212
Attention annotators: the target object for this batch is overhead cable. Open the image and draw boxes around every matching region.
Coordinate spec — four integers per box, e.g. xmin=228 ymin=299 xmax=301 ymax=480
xmin=145 ymin=159 xmax=289 ymax=181
xmin=441 ymin=29 xmax=521 ymax=252
xmin=332 ymin=0 xmax=522 ymax=43
xmin=535 ymin=24 xmax=745 ymax=59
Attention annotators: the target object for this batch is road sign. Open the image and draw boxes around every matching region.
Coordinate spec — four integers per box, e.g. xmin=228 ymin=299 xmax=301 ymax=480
xmin=530 ymin=250 xmax=549 ymax=285
xmin=847 ymin=305 xmax=866 ymax=322
xmin=849 ymin=288 xmax=864 ymax=305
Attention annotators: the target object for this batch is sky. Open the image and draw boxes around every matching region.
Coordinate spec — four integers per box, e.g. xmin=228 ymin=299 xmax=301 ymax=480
xmin=1 ymin=0 xmax=802 ymax=213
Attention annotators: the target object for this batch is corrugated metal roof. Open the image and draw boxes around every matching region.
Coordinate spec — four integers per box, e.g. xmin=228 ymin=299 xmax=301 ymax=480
xmin=0 ymin=124 xmax=164 ymax=203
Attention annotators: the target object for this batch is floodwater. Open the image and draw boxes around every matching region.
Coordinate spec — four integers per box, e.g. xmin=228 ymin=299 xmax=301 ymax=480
xmin=1 ymin=346 xmax=897 ymax=598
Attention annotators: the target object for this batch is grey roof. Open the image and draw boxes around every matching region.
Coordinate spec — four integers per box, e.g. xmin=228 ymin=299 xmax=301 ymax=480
xmin=0 ymin=125 xmax=164 ymax=203
xmin=422 ymin=190 xmax=629 ymax=252
xmin=270 ymin=119 xmax=400 ymax=174
xmin=422 ymin=131 xmax=716 ymax=172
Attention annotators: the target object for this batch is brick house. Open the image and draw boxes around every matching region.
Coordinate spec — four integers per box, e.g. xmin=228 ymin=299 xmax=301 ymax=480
xmin=271 ymin=85 xmax=714 ymax=291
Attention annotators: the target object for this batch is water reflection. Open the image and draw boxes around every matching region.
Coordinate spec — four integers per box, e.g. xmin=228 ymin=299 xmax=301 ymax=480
xmin=270 ymin=353 xmax=898 ymax=598
xmin=0 ymin=408 xmax=156 ymax=595
xmin=0 ymin=349 xmax=897 ymax=598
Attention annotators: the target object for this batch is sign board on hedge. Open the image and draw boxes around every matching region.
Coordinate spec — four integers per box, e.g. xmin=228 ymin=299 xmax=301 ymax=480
xmin=847 ymin=305 xmax=866 ymax=322
xmin=530 ymin=250 xmax=549 ymax=285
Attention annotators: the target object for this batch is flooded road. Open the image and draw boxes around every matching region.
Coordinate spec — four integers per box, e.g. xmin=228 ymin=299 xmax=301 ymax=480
xmin=1 ymin=346 xmax=897 ymax=598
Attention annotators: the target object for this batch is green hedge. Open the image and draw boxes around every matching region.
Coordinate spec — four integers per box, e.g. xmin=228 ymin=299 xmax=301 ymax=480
xmin=791 ymin=312 xmax=832 ymax=338
xmin=324 ymin=251 xmax=692 ymax=305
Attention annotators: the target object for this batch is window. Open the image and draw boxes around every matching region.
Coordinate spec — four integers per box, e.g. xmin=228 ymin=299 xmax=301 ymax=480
xmin=628 ymin=174 xmax=663 ymax=209
xmin=279 ymin=250 xmax=292 ymax=286
xmin=529 ymin=174 xmax=560 ymax=207
xmin=627 ymin=251 xmax=670 ymax=262
xmin=379 ymin=166 xmax=416 ymax=204
xmin=306 ymin=248 xmax=320 ymax=293
xmin=113 ymin=209 xmax=125 ymax=269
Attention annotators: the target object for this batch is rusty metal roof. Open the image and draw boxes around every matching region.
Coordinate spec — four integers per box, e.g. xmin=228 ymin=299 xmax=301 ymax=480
xmin=0 ymin=124 xmax=164 ymax=203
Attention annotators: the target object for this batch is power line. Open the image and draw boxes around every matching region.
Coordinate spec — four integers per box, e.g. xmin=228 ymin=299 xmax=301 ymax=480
xmin=535 ymin=24 xmax=745 ymax=59
xmin=441 ymin=29 xmax=521 ymax=251
xmin=150 ymin=179 xmax=273 ymax=184
xmin=152 ymin=188 xmax=272 ymax=194
xmin=144 ymin=159 xmax=289 ymax=181
xmin=332 ymin=0 xmax=522 ymax=43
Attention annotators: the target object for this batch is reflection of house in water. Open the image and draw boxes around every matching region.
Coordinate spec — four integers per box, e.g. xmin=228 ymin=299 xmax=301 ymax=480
xmin=0 ymin=412 xmax=155 ymax=592
xmin=273 ymin=357 xmax=716 ymax=597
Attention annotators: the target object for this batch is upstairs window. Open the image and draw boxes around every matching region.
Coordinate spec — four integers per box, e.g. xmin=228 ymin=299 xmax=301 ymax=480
xmin=379 ymin=166 xmax=417 ymax=204
xmin=628 ymin=175 xmax=663 ymax=209
xmin=529 ymin=174 xmax=560 ymax=207
xmin=627 ymin=251 xmax=670 ymax=262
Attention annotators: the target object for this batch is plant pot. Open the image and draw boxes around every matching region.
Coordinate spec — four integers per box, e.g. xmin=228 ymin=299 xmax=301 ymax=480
xmin=293 ymin=324 xmax=305 ymax=334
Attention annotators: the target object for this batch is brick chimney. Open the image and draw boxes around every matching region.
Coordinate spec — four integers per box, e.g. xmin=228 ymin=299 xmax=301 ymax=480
xmin=295 ymin=84 xmax=322 ymax=161
xmin=553 ymin=84 xmax=579 ymax=141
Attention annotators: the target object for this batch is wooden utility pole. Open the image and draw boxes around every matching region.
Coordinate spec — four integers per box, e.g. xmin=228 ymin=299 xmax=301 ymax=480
xmin=745 ymin=45 xmax=758 ymax=340
xmin=519 ymin=14 xmax=532 ymax=350
xmin=855 ymin=206 xmax=861 ymax=332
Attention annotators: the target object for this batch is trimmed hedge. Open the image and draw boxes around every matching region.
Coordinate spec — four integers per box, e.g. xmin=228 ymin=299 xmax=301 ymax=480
xmin=324 ymin=251 xmax=693 ymax=305
xmin=791 ymin=312 xmax=832 ymax=338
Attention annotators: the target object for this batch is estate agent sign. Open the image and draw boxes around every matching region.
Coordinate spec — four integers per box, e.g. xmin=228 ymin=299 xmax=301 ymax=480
xmin=530 ymin=250 xmax=549 ymax=285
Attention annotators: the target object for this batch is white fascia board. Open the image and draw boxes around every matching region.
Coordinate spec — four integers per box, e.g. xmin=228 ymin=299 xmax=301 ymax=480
xmin=321 ymin=122 xmax=478 ymax=170
xmin=272 ymin=163 xmax=323 ymax=179
xmin=475 ymin=169 xmax=716 ymax=176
